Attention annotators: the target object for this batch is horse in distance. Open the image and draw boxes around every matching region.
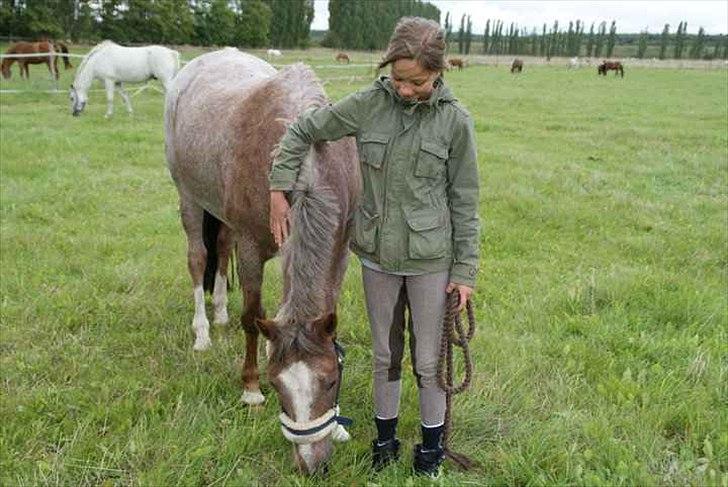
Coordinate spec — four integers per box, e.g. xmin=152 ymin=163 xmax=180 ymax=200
xmin=448 ymin=57 xmax=466 ymax=70
xmin=511 ymin=58 xmax=524 ymax=73
xmin=164 ymin=48 xmax=360 ymax=474
xmin=335 ymin=52 xmax=350 ymax=64
xmin=52 ymin=41 xmax=73 ymax=70
xmin=598 ymin=60 xmax=624 ymax=77
xmin=1 ymin=41 xmax=58 ymax=81
xmin=69 ymin=40 xmax=180 ymax=118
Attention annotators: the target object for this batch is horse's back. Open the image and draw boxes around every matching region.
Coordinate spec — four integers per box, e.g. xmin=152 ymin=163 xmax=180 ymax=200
xmin=165 ymin=49 xmax=278 ymax=224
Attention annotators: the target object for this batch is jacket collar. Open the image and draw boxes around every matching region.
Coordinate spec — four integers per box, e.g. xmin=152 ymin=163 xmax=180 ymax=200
xmin=376 ymin=76 xmax=455 ymax=109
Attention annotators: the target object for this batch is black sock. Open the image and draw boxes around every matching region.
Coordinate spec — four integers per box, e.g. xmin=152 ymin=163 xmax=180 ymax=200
xmin=375 ymin=416 xmax=398 ymax=443
xmin=421 ymin=424 xmax=444 ymax=450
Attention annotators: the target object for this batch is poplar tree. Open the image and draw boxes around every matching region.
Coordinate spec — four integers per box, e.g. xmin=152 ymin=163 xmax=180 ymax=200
xmin=690 ymin=26 xmax=705 ymax=58
xmin=586 ymin=22 xmax=595 ymax=57
xmin=458 ymin=13 xmax=465 ymax=54
xmin=659 ymin=23 xmax=669 ymax=59
xmin=637 ymin=29 xmax=648 ymax=58
xmin=482 ymin=19 xmax=490 ymax=54
xmin=594 ymin=21 xmax=606 ymax=58
xmin=464 ymin=15 xmax=472 ymax=54
xmin=605 ymin=20 xmax=617 ymax=57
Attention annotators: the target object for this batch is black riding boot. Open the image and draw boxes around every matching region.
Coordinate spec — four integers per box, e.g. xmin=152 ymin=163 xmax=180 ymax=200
xmin=413 ymin=443 xmax=445 ymax=477
xmin=371 ymin=438 xmax=400 ymax=471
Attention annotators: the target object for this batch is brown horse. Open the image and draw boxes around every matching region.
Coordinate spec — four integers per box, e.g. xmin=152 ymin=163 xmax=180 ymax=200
xmin=448 ymin=57 xmax=466 ymax=70
xmin=1 ymin=41 xmax=58 ymax=80
xmin=510 ymin=58 xmax=524 ymax=73
xmin=335 ymin=52 xmax=350 ymax=64
xmin=598 ymin=60 xmax=624 ymax=77
xmin=165 ymin=48 xmax=359 ymax=474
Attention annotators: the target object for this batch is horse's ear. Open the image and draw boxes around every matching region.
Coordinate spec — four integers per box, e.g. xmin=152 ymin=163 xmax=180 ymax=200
xmin=256 ymin=318 xmax=279 ymax=341
xmin=311 ymin=313 xmax=337 ymax=339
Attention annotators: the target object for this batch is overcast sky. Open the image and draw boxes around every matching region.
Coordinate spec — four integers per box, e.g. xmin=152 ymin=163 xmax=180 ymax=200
xmin=311 ymin=1 xmax=728 ymax=35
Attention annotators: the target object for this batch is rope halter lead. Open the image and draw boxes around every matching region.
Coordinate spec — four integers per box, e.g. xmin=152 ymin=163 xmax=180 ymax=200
xmin=437 ymin=292 xmax=477 ymax=470
xmin=279 ymin=340 xmax=353 ymax=445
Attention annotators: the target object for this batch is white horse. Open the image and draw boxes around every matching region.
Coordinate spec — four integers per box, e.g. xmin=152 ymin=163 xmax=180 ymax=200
xmin=569 ymin=57 xmax=580 ymax=69
xmin=266 ymin=48 xmax=282 ymax=60
xmin=69 ymin=40 xmax=180 ymax=118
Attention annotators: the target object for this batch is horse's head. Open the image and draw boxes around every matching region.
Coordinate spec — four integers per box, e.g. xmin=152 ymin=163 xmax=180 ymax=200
xmin=69 ymin=85 xmax=86 ymax=116
xmin=256 ymin=313 xmax=349 ymax=474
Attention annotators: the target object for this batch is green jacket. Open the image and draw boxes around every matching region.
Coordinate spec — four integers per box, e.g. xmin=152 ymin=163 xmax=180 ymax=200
xmin=269 ymin=76 xmax=480 ymax=287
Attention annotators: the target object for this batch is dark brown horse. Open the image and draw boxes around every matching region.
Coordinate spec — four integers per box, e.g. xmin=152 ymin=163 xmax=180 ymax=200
xmin=598 ymin=60 xmax=624 ymax=77
xmin=165 ymin=48 xmax=359 ymax=474
xmin=1 ymin=41 xmax=58 ymax=80
xmin=510 ymin=58 xmax=524 ymax=73
xmin=448 ymin=57 xmax=466 ymax=70
xmin=335 ymin=52 xmax=350 ymax=64
xmin=52 ymin=41 xmax=73 ymax=70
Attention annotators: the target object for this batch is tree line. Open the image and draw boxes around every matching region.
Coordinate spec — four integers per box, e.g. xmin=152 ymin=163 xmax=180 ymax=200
xmin=452 ymin=15 xmax=727 ymax=60
xmin=322 ymin=0 xmax=439 ymax=50
xmin=1 ymin=1 xmax=725 ymax=60
xmin=0 ymin=0 xmax=313 ymax=49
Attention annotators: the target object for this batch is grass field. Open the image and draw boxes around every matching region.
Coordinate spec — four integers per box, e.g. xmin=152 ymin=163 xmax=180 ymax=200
xmin=1 ymin=46 xmax=727 ymax=486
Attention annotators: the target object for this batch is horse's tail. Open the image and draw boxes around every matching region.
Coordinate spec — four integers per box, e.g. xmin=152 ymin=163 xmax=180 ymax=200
xmin=202 ymin=211 xmax=221 ymax=293
xmin=56 ymin=42 xmax=72 ymax=69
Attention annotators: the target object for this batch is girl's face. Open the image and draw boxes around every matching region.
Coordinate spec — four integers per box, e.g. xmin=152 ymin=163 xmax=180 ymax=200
xmin=390 ymin=58 xmax=440 ymax=102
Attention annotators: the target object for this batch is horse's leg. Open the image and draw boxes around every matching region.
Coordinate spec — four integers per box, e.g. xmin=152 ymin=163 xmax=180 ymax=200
xmin=212 ymin=224 xmax=232 ymax=325
xmin=50 ymin=57 xmax=58 ymax=80
xmin=116 ymin=82 xmax=133 ymax=115
xmin=180 ymin=196 xmax=212 ymax=351
xmin=103 ymin=78 xmax=115 ymax=118
xmin=237 ymin=238 xmax=266 ymax=405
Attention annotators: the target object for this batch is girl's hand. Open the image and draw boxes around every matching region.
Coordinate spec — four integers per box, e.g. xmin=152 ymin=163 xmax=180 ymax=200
xmin=446 ymin=282 xmax=473 ymax=312
xmin=269 ymin=191 xmax=291 ymax=247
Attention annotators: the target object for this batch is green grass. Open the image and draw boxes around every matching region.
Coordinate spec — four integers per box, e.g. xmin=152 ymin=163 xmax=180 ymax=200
xmin=1 ymin=47 xmax=727 ymax=486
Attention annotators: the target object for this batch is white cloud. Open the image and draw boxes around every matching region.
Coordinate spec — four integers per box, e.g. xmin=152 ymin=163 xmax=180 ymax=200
xmin=312 ymin=0 xmax=728 ymax=35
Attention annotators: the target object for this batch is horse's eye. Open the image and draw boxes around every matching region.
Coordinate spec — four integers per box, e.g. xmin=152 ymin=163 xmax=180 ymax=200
xmin=325 ymin=380 xmax=336 ymax=391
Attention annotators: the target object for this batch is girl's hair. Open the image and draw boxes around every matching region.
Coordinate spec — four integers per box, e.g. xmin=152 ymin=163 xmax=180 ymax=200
xmin=378 ymin=16 xmax=446 ymax=72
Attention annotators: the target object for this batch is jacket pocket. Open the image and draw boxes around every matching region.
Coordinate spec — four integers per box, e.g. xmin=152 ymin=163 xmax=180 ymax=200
xmin=353 ymin=206 xmax=379 ymax=254
xmin=406 ymin=208 xmax=450 ymax=259
xmin=359 ymin=133 xmax=389 ymax=169
xmin=415 ymin=140 xmax=448 ymax=179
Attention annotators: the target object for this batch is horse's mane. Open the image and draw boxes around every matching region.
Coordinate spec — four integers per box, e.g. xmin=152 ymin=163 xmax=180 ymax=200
xmin=271 ymin=65 xmax=346 ymax=324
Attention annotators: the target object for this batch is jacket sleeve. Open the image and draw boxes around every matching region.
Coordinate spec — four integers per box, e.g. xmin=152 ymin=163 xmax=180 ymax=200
xmin=446 ymin=111 xmax=480 ymax=288
xmin=268 ymin=91 xmax=364 ymax=191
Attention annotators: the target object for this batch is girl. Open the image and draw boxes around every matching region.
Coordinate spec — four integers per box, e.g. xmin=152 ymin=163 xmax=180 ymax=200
xmin=268 ymin=16 xmax=480 ymax=476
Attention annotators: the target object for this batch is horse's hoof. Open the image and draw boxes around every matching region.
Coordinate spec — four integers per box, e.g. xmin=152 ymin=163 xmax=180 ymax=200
xmin=241 ymin=390 xmax=265 ymax=405
xmin=193 ymin=337 xmax=212 ymax=351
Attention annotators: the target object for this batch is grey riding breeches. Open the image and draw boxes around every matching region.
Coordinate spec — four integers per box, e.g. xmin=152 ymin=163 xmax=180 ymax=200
xmin=362 ymin=266 xmax=449 ymax=427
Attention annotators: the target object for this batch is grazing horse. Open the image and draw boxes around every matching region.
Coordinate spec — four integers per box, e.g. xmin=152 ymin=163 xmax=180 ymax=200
xmin=448 ymin=57 xmax=465 ymax=70
xmin=510 ymin=58 xmax=524 ymax=73
xmin=267 ymin=48 xmax=282 ymax=60
xmin=69 ymin=40 xmax=179 ymax=118
xmin=53 ymin=41 xmax=73 ymax=70
xmin=335 ymin=52 xmax=350 ymax=64
xmin=598 ymin=60 xmax=624 ymax=78
xmin=164 ymin=48 xmax=359 ymax=473
xmin=1 ymin=41 xmax=58 ymax=81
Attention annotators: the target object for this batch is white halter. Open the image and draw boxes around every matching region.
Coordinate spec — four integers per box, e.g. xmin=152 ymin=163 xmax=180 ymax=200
xmin=278 ymin=340 xmax=352 ymax=445
xmin=279 ymin=406 xmax=351 ymax=444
